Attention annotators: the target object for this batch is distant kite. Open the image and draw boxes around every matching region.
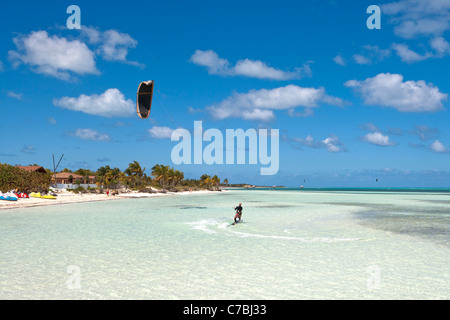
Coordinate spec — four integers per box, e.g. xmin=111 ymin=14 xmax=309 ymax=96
xmin=136 ymin=80 xmax=154 ymax=119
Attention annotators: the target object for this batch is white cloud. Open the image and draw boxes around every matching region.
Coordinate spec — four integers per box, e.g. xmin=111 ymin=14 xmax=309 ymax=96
xmin=233 ymin=59 xmax=302 ymax=80
xmin=292 ymin=134 xmax=346 ymax=152
xmin=391 ymin=43 xmax=432 ymax=63
xmin=363 ymin=132 xmax=396 ymax=146
xmin=359 ymin=122 xmax=380 ymax=132
xmin=347 ymin=39 xmax=449 ymax=66
xmin=322 ymin=135 xmax=345 ymax=152
xmin=333 ymin=55 xmax=346 ymax=66
xmin=430 ymin=140 xmax=449 ymax=153
xmin=391 ymin=38 xmax=450 ymax=63
xmin=292 ymin=135 xmax=316 ymax=147
xmin=190 ymin=50 xmax=311 ymax=80
xmin=360 ymin=122 xmax=403 ymax=137
xmin=409 ymin=125 xmax=439 ymax=141
xmin=148 ymin=126 xmax=175 ymax=139
xmin=72 ymin=128 xmax=111 ymax=141
xmin=352 ymin=54 xmax=371 ymax=65
xmin=47 ymin=117 xmax=57 ymax=125
xmin=82 ymin=27 xmax=142 ymax=67
xmin=382 ymin=0 xmax=450 ymax=39
xmin=7 ymin=91 xmax=23 ymax=100
xmin=206 ymin=85 xmax=344 ymax=122
xmin=241 ymin=109 xmax=276 ymax=122
xmin=187 ymin=106 xmax=203 ymax=114
xmin=8 ymin=31 xmax=98 ymax=81
xmin=410 ymin=138 xmax=450 ymax=154
xmin=21 ymin=145 xmax=36 ymax=154
xmin=287 ymin=108 xmax=315 ymax=118
xmin=53 ymin=88 xmax=134 ymax=118
xmin=393 ymin=19 xmax=449 ymax=39
xmin=345 ymin=73 xmax=447 ymax=113
xmin=190 ymin=50 xmax=229 ymax=75
xmin=338 ymin=45 xmax=391 ymax=66
xmin=353 ymin=45 xmax=392 ymax=64
xmin=430 ymin=37 xmax=450 ymax=55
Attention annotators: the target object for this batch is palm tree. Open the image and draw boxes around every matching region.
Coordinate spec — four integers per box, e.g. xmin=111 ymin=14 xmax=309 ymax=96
xmin=174 ymin=170 xmax=184 ymax=187
xmin=200 ymin=174 xmax=212 ymax=189
xmin=200 ymin=174 xmax=210 ymax=185
xmin=105 ymin=167 xmax=122 ymax=189
xmin=204 ymin=177 xmax=212 ymax=189
xmin=125 ymin=161 xmax=146 ymax=188
xmin=167 ymin=167 xmax=176 ymax=188
xmin=151 ymin=164 xmax=170 ymax=188
xmin=142 ymin=173 xmax=152 ymax=185
xmin=96 ymin=165 xmax=111 ymax=189
xmin=211 ymin=175 xmax=220 ymax=190
xmin=74 ymin=168 xmax=95 ymax=184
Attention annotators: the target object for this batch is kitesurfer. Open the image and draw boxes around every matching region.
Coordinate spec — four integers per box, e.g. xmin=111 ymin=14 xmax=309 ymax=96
xmin=234 ymin=202 xmax=243 ymax=223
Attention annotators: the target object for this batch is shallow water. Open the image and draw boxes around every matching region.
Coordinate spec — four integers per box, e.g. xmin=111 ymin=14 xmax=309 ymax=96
xmin=0 ymin=190 xmax=449 ymax=299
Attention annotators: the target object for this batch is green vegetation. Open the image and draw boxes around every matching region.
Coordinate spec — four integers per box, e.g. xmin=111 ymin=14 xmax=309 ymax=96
xmin=94 ymin=161 xmax=226 ymax=192
xmin=1 ymin=161 xmax=228 ymax=193
xmin=92 ymin=161 xmax=228 ymax=191
xmin=0 ymin=163 xmax=51 ymax=192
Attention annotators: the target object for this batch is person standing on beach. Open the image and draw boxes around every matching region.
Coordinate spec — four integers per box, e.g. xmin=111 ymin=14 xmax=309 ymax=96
xmin=234 ymin=202 xmax=243 ymax=223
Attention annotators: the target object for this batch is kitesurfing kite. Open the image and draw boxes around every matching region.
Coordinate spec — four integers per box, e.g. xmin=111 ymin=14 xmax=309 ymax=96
xmin=136 ymin=80 xmax=154 ymax=119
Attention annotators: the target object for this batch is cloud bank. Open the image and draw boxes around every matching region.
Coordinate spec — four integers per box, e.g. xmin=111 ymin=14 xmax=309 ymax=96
xmin=53 ymin=88 xmax=135 ymax=118
xmin=72 ymin=129 xmax=111 ymax=141
xmin=382 ymin=0 xmax=450 ymax=39
xmin=190 ymin=50 xmax=312 ymax=80
xmin=363 ymin=132 xmax=396 ymax=146
xmin=148 ymin=126 xmax=175 ymax=139
xmin=290 ymin=134 xmax=346 ymax=153
xmin=8 ymin=27 xmax=141 ymax=81
xmin=9 ymin=31 xmax=98 ymax=81
xmin=82 ymin=26 xmax=142 ymax=67
xmin=206 ymin=85 xmax=344 ymax=122
xmin=345 ymin=73 xmax=447 ymax=113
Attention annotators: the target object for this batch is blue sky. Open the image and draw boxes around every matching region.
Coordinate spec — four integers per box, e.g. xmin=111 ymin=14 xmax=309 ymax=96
xmin=1 ymin=0 xmax=449 ymax=187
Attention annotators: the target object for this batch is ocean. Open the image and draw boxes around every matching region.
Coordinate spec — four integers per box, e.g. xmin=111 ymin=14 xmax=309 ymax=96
xmin=0 ymin=189 xmax=449 ymax=299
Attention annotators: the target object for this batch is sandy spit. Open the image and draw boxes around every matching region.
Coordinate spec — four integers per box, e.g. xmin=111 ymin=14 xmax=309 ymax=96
xmin=0 ymin=190 xmax=221 ymax=210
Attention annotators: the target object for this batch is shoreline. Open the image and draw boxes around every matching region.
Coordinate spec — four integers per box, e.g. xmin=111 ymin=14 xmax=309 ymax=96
xmin=0 ymin=189 xmax=222 ymax=211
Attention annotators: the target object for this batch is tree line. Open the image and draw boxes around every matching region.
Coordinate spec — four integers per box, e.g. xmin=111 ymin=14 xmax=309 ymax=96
xmin=0 ymin=161 xmax=229 ymax=192
xmin=0 ymin=163 xmax=51 ymax=193
xmin=62 ymin=161 xmax=228 ymax=191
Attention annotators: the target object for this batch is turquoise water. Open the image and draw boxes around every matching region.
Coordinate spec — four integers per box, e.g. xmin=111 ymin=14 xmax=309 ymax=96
xmin=0 ymin=190 xmax=449 ymax=299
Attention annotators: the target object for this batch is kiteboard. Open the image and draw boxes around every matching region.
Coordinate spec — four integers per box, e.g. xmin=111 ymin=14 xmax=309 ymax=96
xmin=136 ymin=80 xmax=154 ymax=119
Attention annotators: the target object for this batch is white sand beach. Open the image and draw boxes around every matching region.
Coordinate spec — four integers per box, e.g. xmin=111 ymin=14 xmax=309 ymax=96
xmin=0 ymin=189 xmax=219 ymax=210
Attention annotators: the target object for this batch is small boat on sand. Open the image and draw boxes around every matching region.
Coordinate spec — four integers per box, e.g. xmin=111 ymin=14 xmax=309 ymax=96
xmin=0 ymin=191 xmax=18 ymax=201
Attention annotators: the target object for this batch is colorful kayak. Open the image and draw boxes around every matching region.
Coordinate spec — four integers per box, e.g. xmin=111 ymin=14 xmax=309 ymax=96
xmin=30 ymin=192 xmax=57 ymax=200
xmin=41 ymin=194 xmax=57 ymax=199
xmin=0 ymin=192 xmax=18 ymax=201
xmin=14 ymin=192 xmax=29 ymax=198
